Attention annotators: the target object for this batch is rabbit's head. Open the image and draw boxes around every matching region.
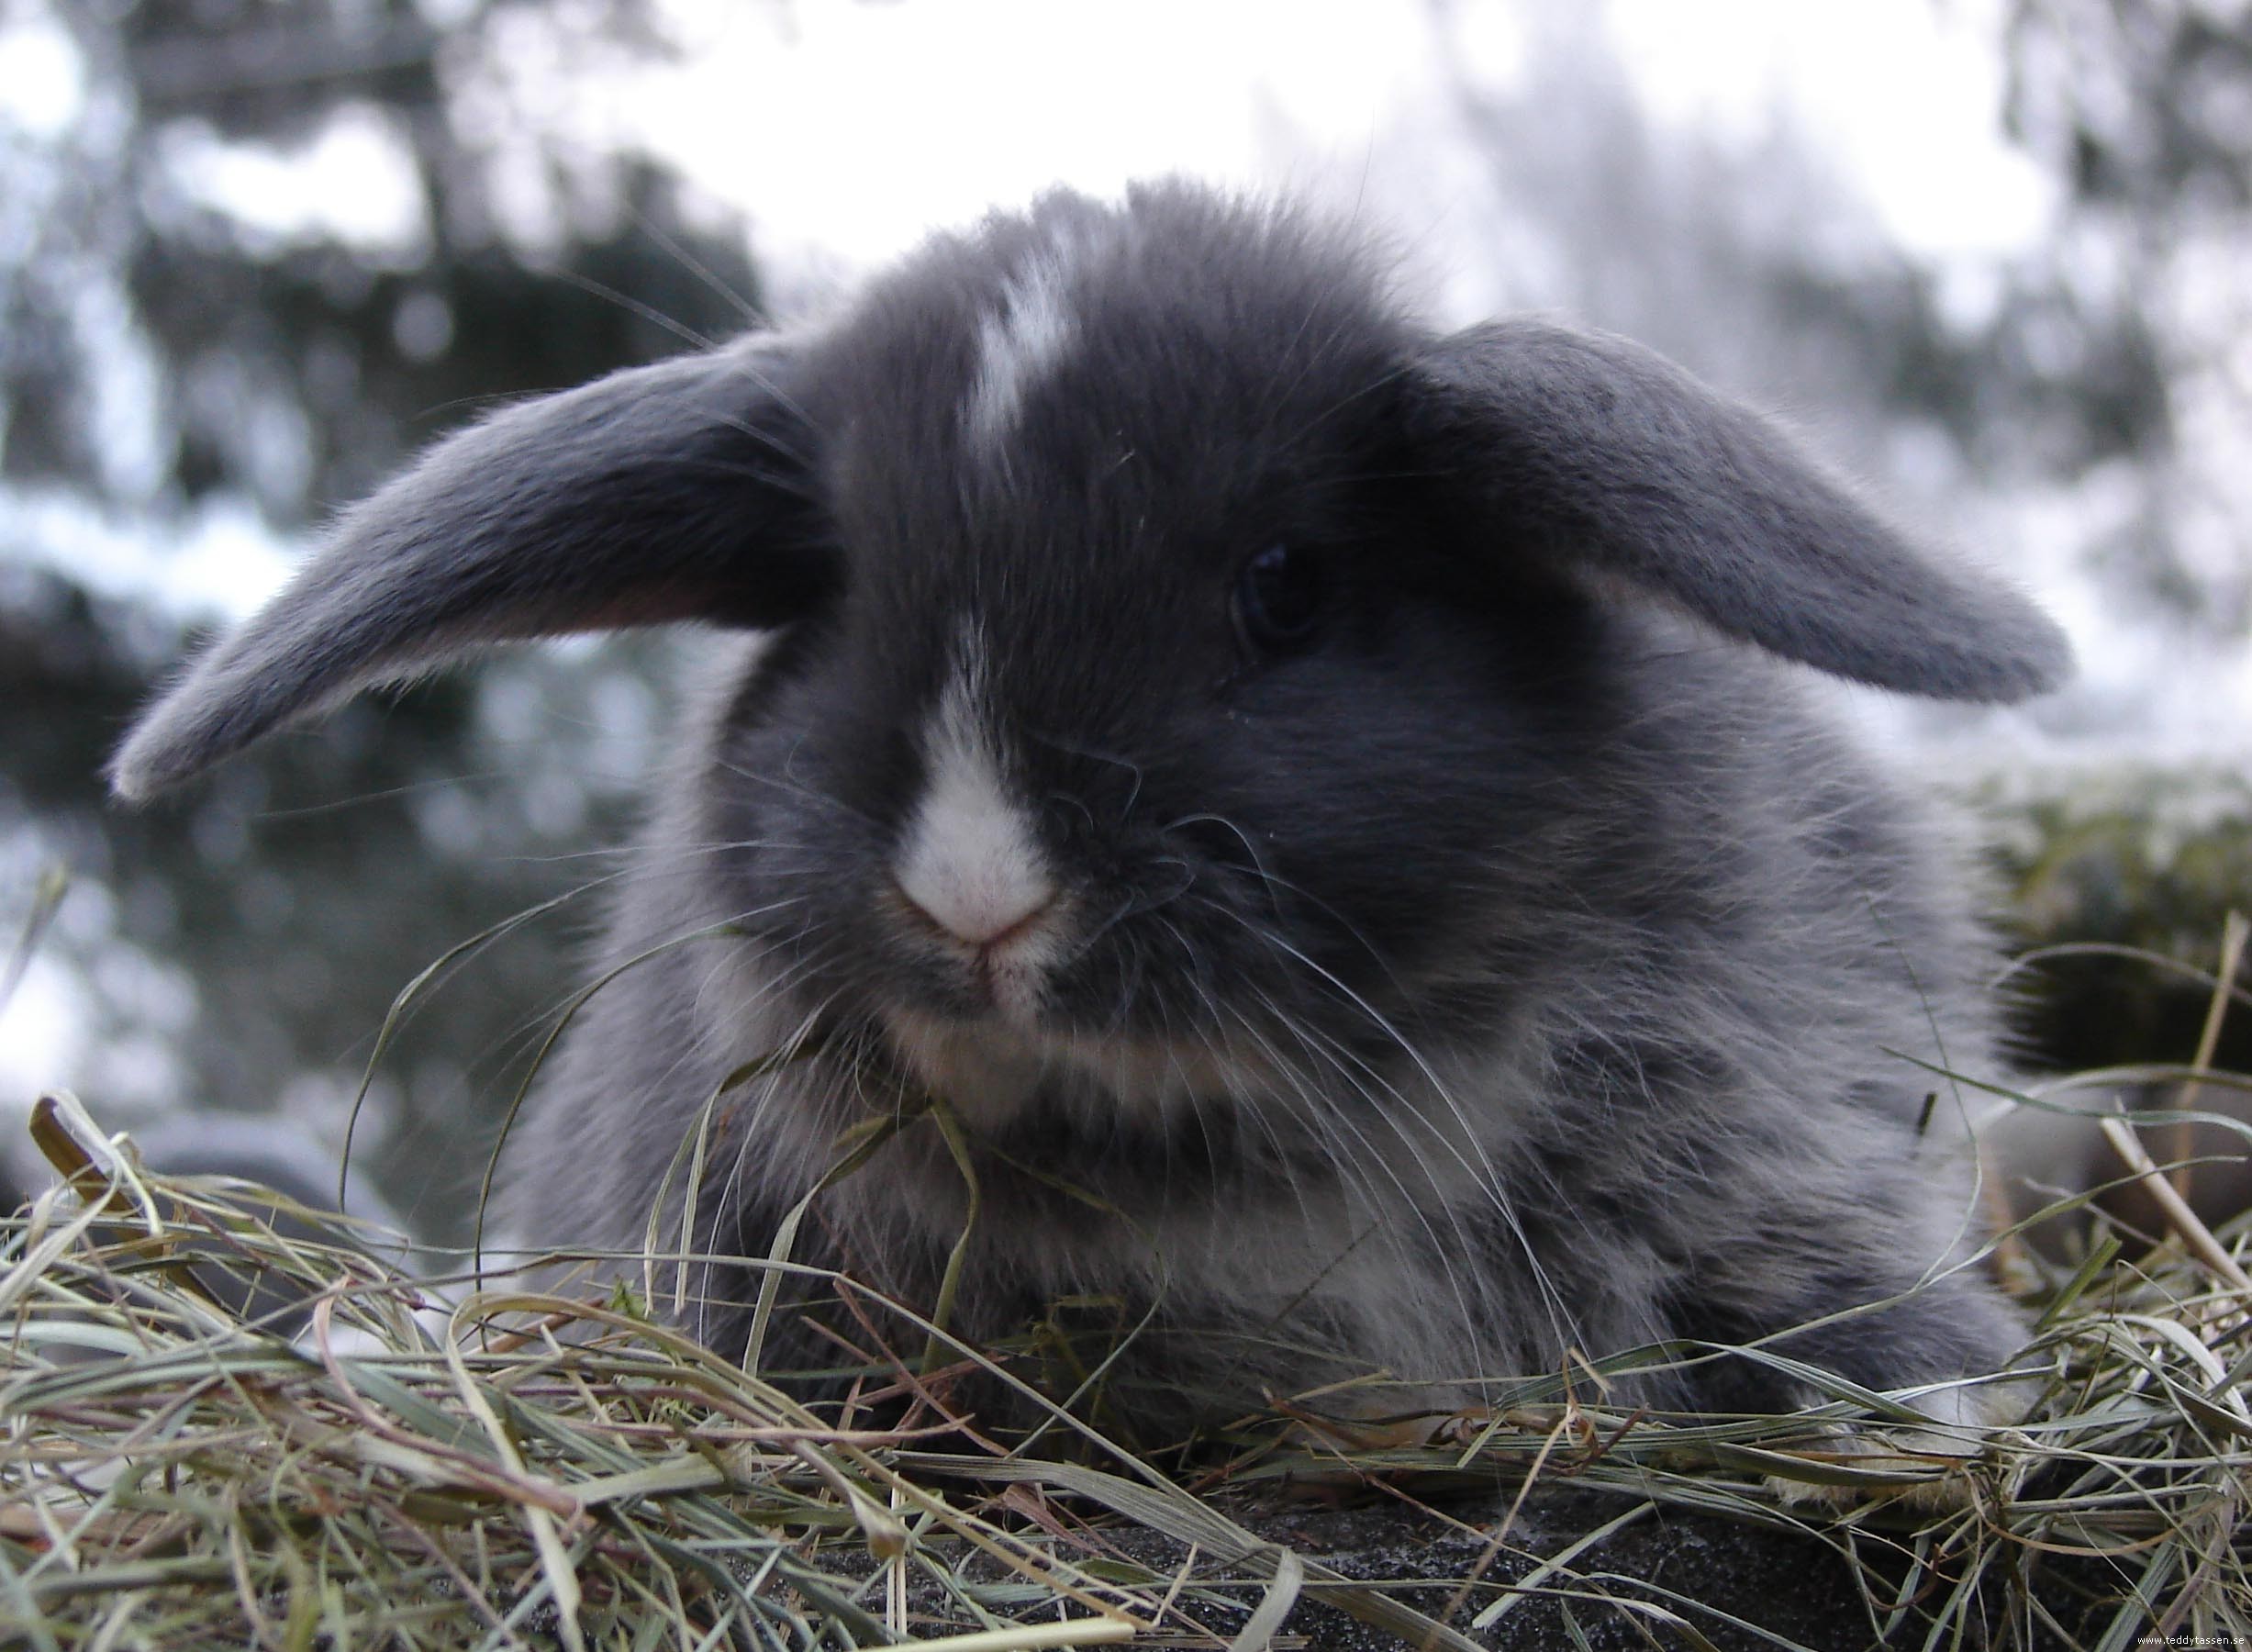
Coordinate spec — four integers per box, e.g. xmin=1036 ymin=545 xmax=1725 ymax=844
xmin=112 ymin=183 xmax=2069 ymax=1127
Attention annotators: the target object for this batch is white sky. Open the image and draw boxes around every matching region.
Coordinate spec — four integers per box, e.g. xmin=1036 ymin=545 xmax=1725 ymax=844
xmin=1602 ymin=0 xmax=2052 ymax=256
xmin=610 ymin=0 xmax=2052 ymax=280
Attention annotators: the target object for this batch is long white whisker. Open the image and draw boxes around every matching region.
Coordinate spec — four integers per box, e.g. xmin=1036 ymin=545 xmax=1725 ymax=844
xmin=1194 ymin=896 xmax=1575 ymax=1345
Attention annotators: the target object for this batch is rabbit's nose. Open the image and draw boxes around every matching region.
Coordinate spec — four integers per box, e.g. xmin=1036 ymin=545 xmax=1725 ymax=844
xmin=891 ymin=755 xmax=1059 ymax=955
xmin=891 ymin=633 xmax=1067 ymax=961
xmin=893 ymin=866 xmax=1058 ymax=954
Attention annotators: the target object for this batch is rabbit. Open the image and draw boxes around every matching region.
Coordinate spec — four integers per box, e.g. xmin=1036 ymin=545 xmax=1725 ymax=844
xmin=111 ymin=180 xmax=2071 ymax=1435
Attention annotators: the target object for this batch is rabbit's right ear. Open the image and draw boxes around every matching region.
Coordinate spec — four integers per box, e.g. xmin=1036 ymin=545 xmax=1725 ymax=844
xmin=109 ymin=339 xmax=832 ymax=802
xmin=1410 ymin=319 xmax=2072 ymax=703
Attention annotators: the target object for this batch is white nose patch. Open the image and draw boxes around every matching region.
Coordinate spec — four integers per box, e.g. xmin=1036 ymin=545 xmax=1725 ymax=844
xmin=893 ymin=653 xmax=1057 ymax=951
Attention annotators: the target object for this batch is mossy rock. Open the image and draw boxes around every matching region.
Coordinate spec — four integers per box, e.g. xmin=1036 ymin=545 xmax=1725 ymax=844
xmin=1982 ymin=764 xmax=2251 ymax=1075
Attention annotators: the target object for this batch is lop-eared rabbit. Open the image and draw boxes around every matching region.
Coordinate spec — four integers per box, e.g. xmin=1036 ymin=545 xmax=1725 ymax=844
xmin=114 ymin=183 xmax=2068 ymax=1435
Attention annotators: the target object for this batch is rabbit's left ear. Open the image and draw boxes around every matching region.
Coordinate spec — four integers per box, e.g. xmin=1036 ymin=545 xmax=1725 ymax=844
xmin=108 ymin=338 xmax=833 ymax=802
xmin=1410 ymin=318 xmax=2071 ymax=703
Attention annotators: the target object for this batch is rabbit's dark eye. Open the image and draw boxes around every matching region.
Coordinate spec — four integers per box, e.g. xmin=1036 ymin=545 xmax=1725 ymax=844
xmin=1233 ymin=544 xmax=1328 ymax=654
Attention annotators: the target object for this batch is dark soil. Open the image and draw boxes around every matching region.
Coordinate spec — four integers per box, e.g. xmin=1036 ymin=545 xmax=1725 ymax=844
xmin=1082 ymin=1482 xmax=2149 ymax=1649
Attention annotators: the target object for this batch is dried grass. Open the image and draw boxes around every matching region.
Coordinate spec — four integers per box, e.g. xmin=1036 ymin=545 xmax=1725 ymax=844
xmin=5 ymin=907 xmax=2247 ymax=1648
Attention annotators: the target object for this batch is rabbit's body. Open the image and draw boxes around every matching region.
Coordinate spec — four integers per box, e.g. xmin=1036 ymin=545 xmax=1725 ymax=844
xmin=518 ymin=616 xmax=2019 ymax=1421
xmin=114 ymin=183 xmax=2065 ymax=1428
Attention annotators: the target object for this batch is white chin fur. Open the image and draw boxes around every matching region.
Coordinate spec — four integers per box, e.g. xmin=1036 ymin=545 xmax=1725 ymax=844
xmin=880 ymin=1006 xmax=1257 ymax=1131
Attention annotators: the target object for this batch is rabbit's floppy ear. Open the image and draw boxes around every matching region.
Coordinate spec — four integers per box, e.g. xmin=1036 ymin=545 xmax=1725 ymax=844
xmin=110 ymin=339 xmax=831 ymax=801
xmin=1412 ymin=318 xmax=2070 ymax=702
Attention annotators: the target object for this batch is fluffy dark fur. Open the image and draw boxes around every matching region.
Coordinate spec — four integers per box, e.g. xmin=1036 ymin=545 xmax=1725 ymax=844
xmin=113 ymin=182 xmax=2068 ymax=1431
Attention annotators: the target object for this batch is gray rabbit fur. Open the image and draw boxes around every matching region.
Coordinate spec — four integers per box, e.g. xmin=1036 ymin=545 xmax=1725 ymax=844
xmin=113 ymin=182 xmax=2068 ymax=1431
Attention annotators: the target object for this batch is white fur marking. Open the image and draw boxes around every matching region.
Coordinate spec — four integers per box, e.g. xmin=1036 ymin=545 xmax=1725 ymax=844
xmin=965 ymin=251 xmax=1080 ymax=446
xmin=895 ymin=649 xmax=1058 ymax=960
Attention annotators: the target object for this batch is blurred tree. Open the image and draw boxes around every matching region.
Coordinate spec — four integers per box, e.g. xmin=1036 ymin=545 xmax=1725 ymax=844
xmin=1982 ymin=0 xmax=2252 ymax=1079
xmin=1998 ymin=0 xmax=2252 ymax=632
xmin=0 ymin=0 xmax=764 ymax=1234
xmin=1421 ymin=2 xmax=2181 ymax=489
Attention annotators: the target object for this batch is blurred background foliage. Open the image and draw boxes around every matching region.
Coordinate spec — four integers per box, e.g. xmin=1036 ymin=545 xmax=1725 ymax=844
xmin=1 ymin=0 xmax=761 ymax=1229
xmin=0 ymin=0 xmax=2247 ymax=1232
